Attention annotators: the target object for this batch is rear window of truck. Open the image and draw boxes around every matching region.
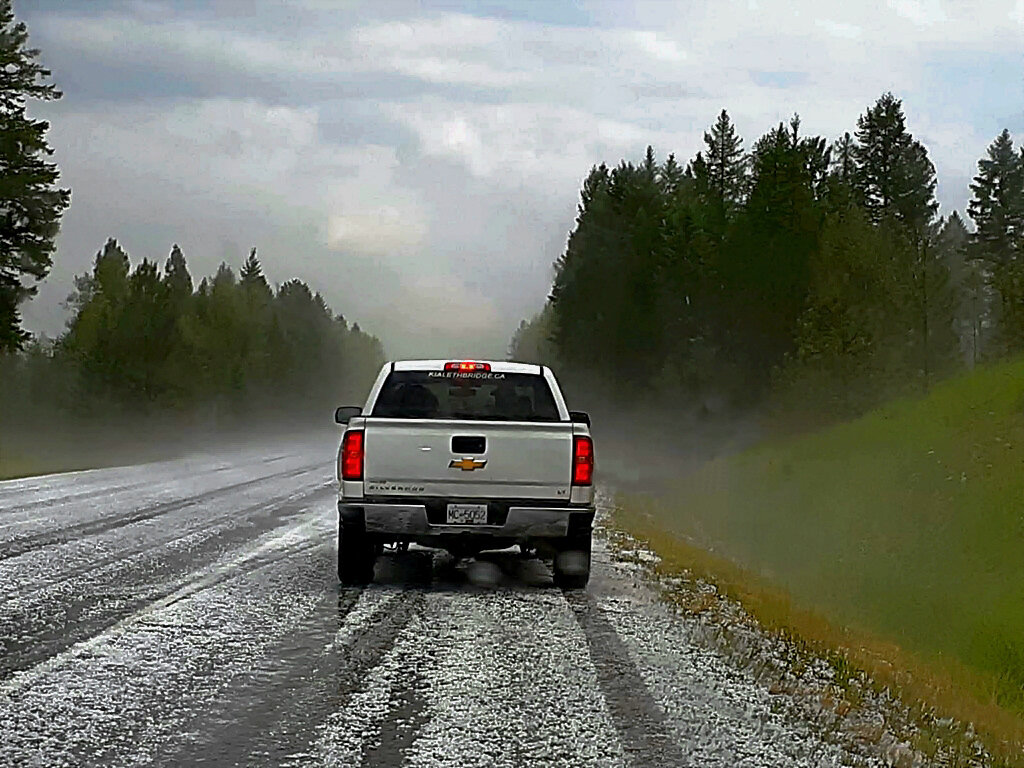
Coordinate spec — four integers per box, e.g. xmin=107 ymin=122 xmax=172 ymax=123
xmin=371 ymin=371 xmax=560 ymax=422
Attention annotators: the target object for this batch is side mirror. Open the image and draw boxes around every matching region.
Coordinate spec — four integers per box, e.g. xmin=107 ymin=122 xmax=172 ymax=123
xmin=334 ymin=406 xmax=362 ymax=425
xmin=568 ymin=410 xmax=591 ymax=427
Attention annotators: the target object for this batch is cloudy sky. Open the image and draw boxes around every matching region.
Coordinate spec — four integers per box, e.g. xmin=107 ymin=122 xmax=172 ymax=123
xmin=18 ymin=0 xmax=1024 ymax=357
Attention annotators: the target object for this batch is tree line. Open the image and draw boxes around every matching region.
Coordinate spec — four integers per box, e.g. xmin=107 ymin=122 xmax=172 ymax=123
xmin=0 ymin=2 xmax=384 ymax=424
xmin=2 ymin=242 xmax=385 ymax=421
xmin=513 ymin=94 xmax=1023 ymax=416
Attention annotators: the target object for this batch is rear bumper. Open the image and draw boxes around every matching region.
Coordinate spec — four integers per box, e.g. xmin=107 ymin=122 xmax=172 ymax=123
xmin=339 ymin=501 xmax=594 ymax=539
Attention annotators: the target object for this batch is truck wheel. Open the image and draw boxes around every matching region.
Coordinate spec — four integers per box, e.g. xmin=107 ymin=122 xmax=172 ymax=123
xmin=338 ymin=523 xmax=375 ymax=586
xmin=553 ymin=533 xmax=591 ymax=590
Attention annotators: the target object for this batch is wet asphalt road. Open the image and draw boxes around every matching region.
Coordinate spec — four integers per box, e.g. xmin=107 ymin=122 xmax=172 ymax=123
xmin=0 ymin=439 xmax=878 ymax=767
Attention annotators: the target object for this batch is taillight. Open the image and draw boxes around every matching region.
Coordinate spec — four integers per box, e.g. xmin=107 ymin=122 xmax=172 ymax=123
xmin=572 ymin=436 xmax=594 ymax=486
xmin=444 ymin=361 xmax=491 ymax=372
xmin=341 ymin=430 xmax=364 ymax=481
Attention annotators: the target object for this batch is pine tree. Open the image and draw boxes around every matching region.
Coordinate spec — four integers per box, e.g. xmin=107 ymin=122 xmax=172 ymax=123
xmin=73 ymin=238 xmax=130 ymax=311
xmin=508 ymin=307 xmax=558 ymax=365
xmin=240 ymin=247 xmax=268 ymax=287
xmin=659 ymin=152 xmax=685 ymax=196
xmin=549 ymin=156 xmax=673 ymax=390
xmin=853 ymin=92 xmax=937 ymax=231
xmin=938 ymin=211 xmax=984 ymax=366
xmin=642 ymin=144 xmax=656 ymax=180
xmin=824 ymin=132 xmax=857 ymax=210
xmin=163 ymin=244 xmax=192 ymax=302
xmin=795 ymin=205 xmax=885 ymax=369
xmin=691 ymin=109 xmax=747 ymax=219
xmin=156 ymin=244 xmax=192 ymax=404
xmin=0 ymin=0 xmax=70 ymax=351
xmin=658 ymin=157 xmax=706 ymax=396
xmin=724 ymin=116 xmax=823 ymax=377
xmin=967 ymin=129 xmax=1024 ymax=266
xmin=213 ymin=262 xmax=236 ymax=287
xmin=831 ymin=132 xmax=856 ymax=183
xmin=967 ymin=129 xmax=1024 ymax=353
xmin=121 ymin=258 xmax=172 ymax=400
xmin=62 ymin=239 xmax=133 ymax=398
xmin=64 ymin=238 xmax=128 ymax=318
xmin=550 ymin=163 xmax=617 ymax=369
xmin=904 ymin=232 xmax=960 ymax=385
xmin=237 ymin=247 xmax=272 ymax=379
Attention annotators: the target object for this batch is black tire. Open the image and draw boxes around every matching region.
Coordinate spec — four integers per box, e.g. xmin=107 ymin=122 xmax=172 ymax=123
xmin=552 ymin=532 xmax=591 ymax=590
xmin=338 ymin=523 xmax=376 ymax=586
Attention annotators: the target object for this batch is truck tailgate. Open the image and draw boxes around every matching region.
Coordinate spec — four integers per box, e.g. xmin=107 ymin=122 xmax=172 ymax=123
xmin=362 ymin=418 xmax=574 ymax=500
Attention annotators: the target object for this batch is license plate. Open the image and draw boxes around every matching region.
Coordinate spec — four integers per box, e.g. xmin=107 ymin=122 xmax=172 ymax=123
xmin=446 ymin=503 xmax=488 ymax=525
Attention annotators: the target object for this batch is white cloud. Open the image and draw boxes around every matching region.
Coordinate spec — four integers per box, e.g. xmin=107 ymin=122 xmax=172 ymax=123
xmin=888 ymin=0 xmax=948 ymax=26
xmin=631 ymin=30 xmax=687 ymax=62
xmin=1013 ymin=0 xmax=1024 ymax=26
xmin=351 ymin=14 xmax=503 ymax=51
xmin=39 ymin=14 xmax=350 ymax=79
xmin=327 ymin=206 xmax=427 ymax=254
xmin=56 ymin=100 xmax=323 ymax=207
xmin=321 ymin=144 xmax=429 ymax=255
xmin=348 ymin=14 xmax=700 ymax=93
xmin=385 ymin=100 xmax=674 ymax=194
xmin=816 ymin=19 xmax=863 ymax=39
xmin=51 ymin=99 xmax=427 ymax=254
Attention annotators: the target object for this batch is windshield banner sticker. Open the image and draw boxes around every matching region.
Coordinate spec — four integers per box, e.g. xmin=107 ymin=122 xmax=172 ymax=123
xmin=428 ymin=371 xmax=506 ymax=380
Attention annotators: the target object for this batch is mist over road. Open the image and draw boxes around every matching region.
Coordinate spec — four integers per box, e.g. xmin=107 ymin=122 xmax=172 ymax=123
xmin=0 ymin=440 xmax=876 ymax=767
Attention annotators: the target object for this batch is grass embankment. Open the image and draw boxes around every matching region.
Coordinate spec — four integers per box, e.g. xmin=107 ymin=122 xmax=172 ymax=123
xmin=0 ymin=453 xmax=87 ymax=480
xmin=0 ymin=417 xmax=219 ymax=481
xmin=616 ymin=356 xmax=1024 ymax=763
xmin=0 ymin=437 xmax=122 ymax=480
xmin=0 ymin=454 xmax=40 ymax=480
xmin=0 ymin=411 xmax=339 ymax=481
xmin=0 ymin=419 xmax=161 ymax=480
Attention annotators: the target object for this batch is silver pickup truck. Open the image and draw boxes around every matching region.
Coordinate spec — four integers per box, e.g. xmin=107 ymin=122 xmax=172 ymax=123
xmin=334 ymin=359 xmax=595 ymax=588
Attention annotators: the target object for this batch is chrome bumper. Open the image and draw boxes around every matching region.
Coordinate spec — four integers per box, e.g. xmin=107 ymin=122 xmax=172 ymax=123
xmin=343 ymin=502 xmax=592 ymax=538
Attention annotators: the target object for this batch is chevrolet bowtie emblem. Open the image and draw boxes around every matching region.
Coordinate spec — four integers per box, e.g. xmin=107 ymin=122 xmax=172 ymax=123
xmin=449 ymin=457 xmax=487 ymax=471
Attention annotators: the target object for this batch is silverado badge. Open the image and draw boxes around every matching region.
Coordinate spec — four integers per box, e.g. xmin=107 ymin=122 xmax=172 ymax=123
xmin=449 ymin=457 xmax=487 ymax=471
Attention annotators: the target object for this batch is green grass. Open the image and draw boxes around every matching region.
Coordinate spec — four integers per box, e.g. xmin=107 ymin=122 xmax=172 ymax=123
xmin=621 ymin=355 xmax=1024 ymax=758
xmin=0 ymin=422 xmax=146 ymax=480
xmin=0 ymin=453 xmax=41 ymax=480
xmin=0 ymin=448 xmax=96 ymax=480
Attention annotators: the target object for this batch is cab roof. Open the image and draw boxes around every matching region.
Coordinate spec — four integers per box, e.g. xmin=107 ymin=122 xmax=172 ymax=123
xmin=391 ymin=359 xmax=543 ymax=374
